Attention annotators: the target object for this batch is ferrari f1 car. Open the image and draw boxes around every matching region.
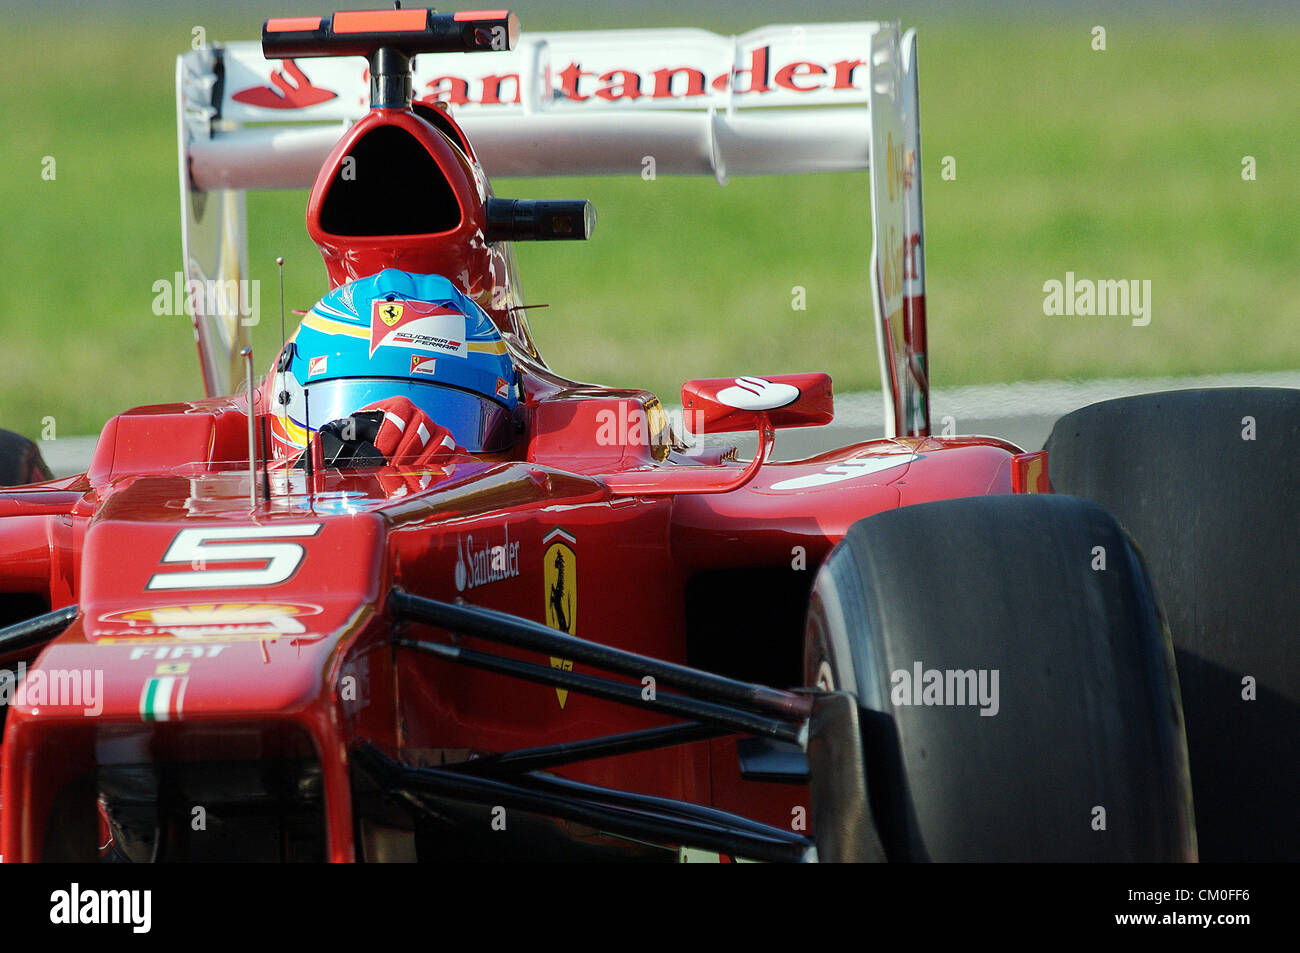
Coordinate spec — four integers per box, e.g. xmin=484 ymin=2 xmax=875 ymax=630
xmin=0 ymin=9 xmax=1294 ymax=862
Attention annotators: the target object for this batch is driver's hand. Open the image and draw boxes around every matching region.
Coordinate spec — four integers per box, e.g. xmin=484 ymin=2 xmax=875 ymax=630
xmin=315 ymin=396 xmax=461 ymax=468
xmin=357 ymin=396 xmax=461 ymax=466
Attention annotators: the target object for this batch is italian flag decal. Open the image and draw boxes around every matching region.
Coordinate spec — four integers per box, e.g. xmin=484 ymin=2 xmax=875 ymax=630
xmin=139 ymin=675 xmax=189 ymax=722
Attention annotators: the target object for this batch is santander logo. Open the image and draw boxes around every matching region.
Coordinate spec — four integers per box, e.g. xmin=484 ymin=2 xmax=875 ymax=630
xmin=454 ymin=527 xmax=521 ymax=592
xmin=232 ymin=59 xmax=337 ymax=109
xmin=715 ymin=377 xmax=800 ymax=412
xmin=423 ymin=46 xmax=869 ymax=108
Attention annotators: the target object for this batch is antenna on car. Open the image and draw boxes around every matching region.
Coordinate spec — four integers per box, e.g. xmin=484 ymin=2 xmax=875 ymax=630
xmin=241 ymin=346 xmax=258 ymax=509
xmin=259 ymin=417 xmax=272 ymax=505
xmin=303 ymin=387 xmax=314 ymax=486
xmin=277 ymin=256 xmax=286 ymax=357
xmin=273 ymin=254 xmax=294 ymax=492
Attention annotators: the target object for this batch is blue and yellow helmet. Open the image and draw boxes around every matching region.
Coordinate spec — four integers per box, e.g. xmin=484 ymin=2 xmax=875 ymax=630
xmin=270 ymin=269 xmax=520 ymax=455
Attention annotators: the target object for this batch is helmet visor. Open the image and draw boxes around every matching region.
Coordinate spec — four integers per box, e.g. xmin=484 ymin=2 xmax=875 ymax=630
xmin=302 ymin=377 xmax=516 ymax=453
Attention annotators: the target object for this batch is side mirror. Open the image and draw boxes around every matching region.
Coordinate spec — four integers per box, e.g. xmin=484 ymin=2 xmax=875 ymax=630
xmin=604 ymin=373 xmax=833 ymax=497
xmin=681 ymin=373 xmax=833 ymax=435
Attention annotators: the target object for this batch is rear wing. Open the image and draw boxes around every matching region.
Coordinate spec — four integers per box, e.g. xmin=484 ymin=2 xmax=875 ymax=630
xmin=177 ymin=17 xmax=929 ymax=436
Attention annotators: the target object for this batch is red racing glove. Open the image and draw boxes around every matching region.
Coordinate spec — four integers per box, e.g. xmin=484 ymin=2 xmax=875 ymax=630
xmin=356 ymin=396 xmax=462 ymax=467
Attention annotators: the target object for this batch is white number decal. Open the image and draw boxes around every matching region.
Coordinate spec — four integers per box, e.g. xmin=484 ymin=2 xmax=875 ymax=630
xmin=146 ymin=524 xmax=323 ymax=591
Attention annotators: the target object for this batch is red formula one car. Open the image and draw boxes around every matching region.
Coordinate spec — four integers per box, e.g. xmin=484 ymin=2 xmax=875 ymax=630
xmin=0 ymin=9 xmax=1293 ymax=862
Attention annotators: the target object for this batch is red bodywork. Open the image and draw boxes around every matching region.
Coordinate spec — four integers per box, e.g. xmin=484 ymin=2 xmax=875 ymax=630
xmin=0 ymin=83 xmax=1037 ymax=862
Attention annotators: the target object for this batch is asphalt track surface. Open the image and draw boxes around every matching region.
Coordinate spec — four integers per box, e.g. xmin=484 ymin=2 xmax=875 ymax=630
xmin=38 ymin=370 xmax=1300 ymax=476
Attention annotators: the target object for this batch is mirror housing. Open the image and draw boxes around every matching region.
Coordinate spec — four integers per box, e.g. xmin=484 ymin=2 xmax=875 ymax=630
xmin=681 ymin=373 xmax=833 ymax=435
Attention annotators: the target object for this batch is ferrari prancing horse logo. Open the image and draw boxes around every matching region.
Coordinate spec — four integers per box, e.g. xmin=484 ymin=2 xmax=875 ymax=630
xmin=543 ymin=528 xmax=577 ymax=709
xmin=380 ymin=302 xmax=404 ymax=326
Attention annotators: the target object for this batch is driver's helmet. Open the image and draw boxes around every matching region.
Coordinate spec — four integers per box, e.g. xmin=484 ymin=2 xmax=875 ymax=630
xmin=269 ymin=268 xmax=519 ymax=458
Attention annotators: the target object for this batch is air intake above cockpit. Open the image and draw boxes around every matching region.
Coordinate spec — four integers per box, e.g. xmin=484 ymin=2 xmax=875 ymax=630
xmin=317 ymin=125 xmax=462 ymax=237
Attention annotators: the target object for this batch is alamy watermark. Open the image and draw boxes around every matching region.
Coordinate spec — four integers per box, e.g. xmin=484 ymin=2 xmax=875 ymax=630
xmin=152 ymin=271 xmax=261 ymax=326
xmin=1042 ymin=271 xmax=1151 ymax=326
xmin=594 ymin=403 xmax=711 ymax=456
xmin=0 ymin=663 xmax=103 ymax=716
xmin=891 ymin=661 xmax=1000 ymax=716
xmin=50 ymin=883 xmax=150 ymax=933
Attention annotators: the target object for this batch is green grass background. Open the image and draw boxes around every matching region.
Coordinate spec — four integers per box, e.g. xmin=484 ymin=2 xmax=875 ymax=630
xmin=0 ymin=2 xmax=1296 ymax=437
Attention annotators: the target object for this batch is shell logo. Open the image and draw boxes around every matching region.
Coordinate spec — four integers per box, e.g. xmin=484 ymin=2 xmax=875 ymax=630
xmin=95 ymin=603 xmax=323 ymax=640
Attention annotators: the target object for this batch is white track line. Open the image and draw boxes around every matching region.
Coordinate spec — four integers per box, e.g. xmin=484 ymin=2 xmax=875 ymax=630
xmin=810 ymin=370 xmax=1300 ymax=428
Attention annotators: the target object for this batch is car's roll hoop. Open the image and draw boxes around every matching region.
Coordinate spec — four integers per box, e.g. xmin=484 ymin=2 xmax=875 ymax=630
xmin=262 ymin=8 xmax=519 ymax=108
